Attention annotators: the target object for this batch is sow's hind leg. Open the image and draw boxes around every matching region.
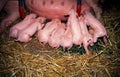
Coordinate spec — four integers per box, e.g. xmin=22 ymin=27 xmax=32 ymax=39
xmin=0 ymin=0 xmax=20 ymax=33
xmin=0 ymin=0 xmax=8 ymax=11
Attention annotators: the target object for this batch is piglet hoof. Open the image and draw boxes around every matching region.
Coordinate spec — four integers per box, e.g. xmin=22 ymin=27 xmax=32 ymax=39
xmin=87 ymin=39 xmax=94 ymax=46
xmin=2 ymin=20 xmax=12 ymax=27
xmin=103 ymin=35 xmax=109 ymax=45
xmin=0 ymin=20 xmax=12 ymax=33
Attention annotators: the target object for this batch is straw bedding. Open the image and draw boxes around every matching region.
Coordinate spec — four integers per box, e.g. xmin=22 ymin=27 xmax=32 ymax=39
xmin=0 ymin=5 xmax=120 ymax=77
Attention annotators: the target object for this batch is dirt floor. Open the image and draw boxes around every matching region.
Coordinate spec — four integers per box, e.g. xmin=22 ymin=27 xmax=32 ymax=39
xmin=0 ymin=1 xmax=120 ymax=77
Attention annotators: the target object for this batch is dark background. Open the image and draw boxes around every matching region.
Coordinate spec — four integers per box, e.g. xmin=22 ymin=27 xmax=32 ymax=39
xmin=102 ymin=0 xmax=120 ymax=11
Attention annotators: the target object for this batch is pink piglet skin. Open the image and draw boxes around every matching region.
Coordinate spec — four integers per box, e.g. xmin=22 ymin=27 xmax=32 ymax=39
xmin=37 ymin=19 xmax=60 ymax=45
xmin=79 ymin=16 xmax=94 ymax=55
xmin=17 ymin=17 xmax=45 ymax=42
xmin=60 ymin=23 xmax=73 ymax=49
xmin=48 ymin=22 xmax=65 ymax=48
xmin=68 ymin=9 xmax=83 ymax=46
xmin=9 ymin=13 xmax=37 ymax=38
xmin=84 ymin=12 xmax=107 ymax=43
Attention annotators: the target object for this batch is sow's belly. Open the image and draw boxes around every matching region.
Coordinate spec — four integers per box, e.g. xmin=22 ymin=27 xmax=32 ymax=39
xmin=25 ymin=0 xmax=77 ymax=19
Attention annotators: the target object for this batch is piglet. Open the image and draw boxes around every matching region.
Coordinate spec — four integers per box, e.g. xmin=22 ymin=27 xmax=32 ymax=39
xmin=37 ymin=19 xmax=60 ymax=45
xmin=16 ymin=17 xmax=46 ymax=42
xmin=68 ymin=9 xmax=83 ymax=46
xmin=84 ymin=11 xmax=107 ymax=43
xmin=79 ymin=16 xmax=94 ymax=55
xmin=9 ymin=13 xmax=37 ymax=38
xmin=60 ymin=23 xmax=73 ymax=49
xmin=48 ymin=22 xmax=65 ymax=48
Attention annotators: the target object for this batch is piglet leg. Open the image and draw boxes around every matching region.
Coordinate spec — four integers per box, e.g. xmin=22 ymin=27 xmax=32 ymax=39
xmin=60 ymin=23 xmax=73 ymax=49
xmin=17 ymin=17 xmax=45 ymax=42
xmin=0 ymin=0 xmax=20 ymax=33
xmin=68 ymin=9 xmax=83 ymax=46
xmin=9 ymin=13 xmax=37 ymax=38
xmin=84 ymin=12 xmax=107 ymax=43
xmin=79 ymin=16 xmax=94 ymax=55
